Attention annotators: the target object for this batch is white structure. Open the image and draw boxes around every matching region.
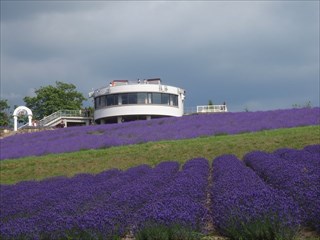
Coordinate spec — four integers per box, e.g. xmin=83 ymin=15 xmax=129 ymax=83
xmin=197 ymin=105 xmax=228 ymax=113
xmin=39 ymin=110 xmax=92 ymax=128
xmin=13 ymin=106 xmax=33 ymax=131
xmin=89 ymin=78 xmax=186 ymax=124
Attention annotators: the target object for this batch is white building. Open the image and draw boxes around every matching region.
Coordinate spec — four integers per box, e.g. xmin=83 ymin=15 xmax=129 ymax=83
xmin=89 ymin=78 xmax=186 ymax=124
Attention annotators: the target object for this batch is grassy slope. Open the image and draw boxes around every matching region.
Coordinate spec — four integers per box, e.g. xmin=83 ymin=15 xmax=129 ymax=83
xmin=1 ymin=125 xmax=319 ymax=185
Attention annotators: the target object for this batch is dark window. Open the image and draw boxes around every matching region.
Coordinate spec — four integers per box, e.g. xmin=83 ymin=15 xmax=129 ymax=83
xmin=147 ymin=93 xmax=152 ymax=104
xmin=107 ymin=94 xmax=118 ymax=106
xmin=122 ymin=94 xmax=128 ymax=104
xmin=152 ymin=93 xmax=161 ymax=104
xmin=102 ymin=96 xmax=106 ymax=107
xmin=137 ymin=93 xmax=147 ymax=104
xmin=128 ymin=93 xmax=137 ymax=104
xmin=98 ymin=92 xmax=178 ymax=108
xmin=114 ymin=94 xmax=119 ymax=105
xmin=170 ymin=94 xmax=178 ymax=106
xmin=94 ymin=98 xmax=98 ymax=109
xmin=161 ymin=93 xmax=169 ymax=105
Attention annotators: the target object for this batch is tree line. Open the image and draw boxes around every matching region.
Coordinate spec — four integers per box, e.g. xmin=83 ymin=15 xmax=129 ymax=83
xmin=0 ymin=81 xmax=87 ymax=127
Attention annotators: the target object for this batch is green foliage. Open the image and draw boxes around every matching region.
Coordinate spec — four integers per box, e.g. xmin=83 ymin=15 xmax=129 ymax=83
xmin=23 ymin=81 xmax=86 ymax=120
xmin=17 ymin=115 xmax=29 ymax=125
xmin=208 ymin=100 xmax=213 ymax=106
xmin=223 ymin=216 xmax=298 ymax=240
xmin=0 ymin=99 xmax=11 ymax=126
xmin=135 ymin=223 xmax=203 ymax=240
xmin=292 ymin=101 xmax=312 ymax=109
xmin=39 ymin=228 xmax=122 ymax=240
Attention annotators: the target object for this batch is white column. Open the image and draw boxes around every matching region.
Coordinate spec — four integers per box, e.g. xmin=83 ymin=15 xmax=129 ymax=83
xmin=117 ymin=116 xmax=122 ymax=123
xmin=28 ymin=115 xmax=32 ymax=126
xmin=147 ymin=115 xmax=151 ymax=120
xmin=14 ymin=116 xmax=18 ymax=131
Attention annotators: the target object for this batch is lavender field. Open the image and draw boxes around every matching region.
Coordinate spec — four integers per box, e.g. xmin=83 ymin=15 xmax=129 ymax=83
xmin=1 ymin=107 xmax=319 ymax=160
xmin=1 ymin=145 xmax=319 ymax=239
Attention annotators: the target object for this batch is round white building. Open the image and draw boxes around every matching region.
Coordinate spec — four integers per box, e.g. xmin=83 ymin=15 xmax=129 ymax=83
xmin=90 ymin=78 xmax=186 ymax=124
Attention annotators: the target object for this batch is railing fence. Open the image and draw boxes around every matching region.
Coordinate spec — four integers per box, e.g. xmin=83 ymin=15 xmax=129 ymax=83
xmin=184 ymin=105 xmax=228 ymax=115
xmin=39 ymin=110 xmax=90 ymax=126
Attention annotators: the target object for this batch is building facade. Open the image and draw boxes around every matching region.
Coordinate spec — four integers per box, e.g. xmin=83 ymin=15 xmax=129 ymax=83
xmin=90 ymin=78 xmax=186 ymax=124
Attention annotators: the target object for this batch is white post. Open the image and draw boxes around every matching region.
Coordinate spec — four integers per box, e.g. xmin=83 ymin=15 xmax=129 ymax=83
xmin=14 ymin=116 xmax=18 ymax=131
xmin=28 ymin=115 xmax=32 ymax=126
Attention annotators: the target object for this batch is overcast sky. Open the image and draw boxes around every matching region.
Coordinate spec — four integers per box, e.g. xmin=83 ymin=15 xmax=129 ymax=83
xmin=1 ymin=1 xmax=319 ymax=113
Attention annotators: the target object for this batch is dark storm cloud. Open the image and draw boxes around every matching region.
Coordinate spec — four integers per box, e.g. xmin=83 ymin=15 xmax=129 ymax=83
xmin=1 ymin=1 xmax=319 ymax=112
xmin=1 ymin=1 xmax=96 ymax=22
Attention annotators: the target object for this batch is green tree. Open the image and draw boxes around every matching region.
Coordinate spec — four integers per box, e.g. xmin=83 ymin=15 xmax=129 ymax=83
xmin=208 ymin=100 xmax=213 ymax=110
xmin=24 ymin=81 xmax=86 ymax=120
xmin=292 ymin=101 xmax=312 ymax=109
xmin=0 ymin=99 xmax=11 ymax=126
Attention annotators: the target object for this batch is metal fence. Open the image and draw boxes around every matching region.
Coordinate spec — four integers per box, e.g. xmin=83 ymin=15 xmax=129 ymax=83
xmin=39 ymin=110 xmax=88 ymax=126
xmin=184 ymin=105 xmax=228 ymax=115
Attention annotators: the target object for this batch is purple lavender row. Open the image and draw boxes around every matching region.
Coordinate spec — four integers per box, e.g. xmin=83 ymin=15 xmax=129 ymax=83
xmin=1 ymin=107 xmax=319 ymax=160
xmin=211 ymin=155 xmax=300 ymax=239
xmin=133 ymin=158 xmax=209 ymax=234
xmin=244 ymin=150 xmax=320 ymax=231
xmin=44 ymin=161 xmax=180 ymax=239
xmin=0 ymin=165 xmax=151 ymax=222
xmin=0 ymin=162 xmax=180 ymax=239
xmin=273 ymin=147 xmax=319 ymax=175
xmin=74 ymin=162 xmax=178 ymax=216
xmin=0 ymin=170 xmax=121 ymax=221
xmin=303 ymin=144 xmax=320 ymax=154
xmin=103 ymin=161 xmax=180 ymax=219
xmin=0 ymin=165 xmax=153 ymax=239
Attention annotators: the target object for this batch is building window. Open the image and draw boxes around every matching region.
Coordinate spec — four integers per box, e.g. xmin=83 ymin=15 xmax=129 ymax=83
xmin=138 ymin=93 xmax=148 ymax=104
xmin=152 ymin=93 xmax=161 ymax=104
xmin=161 ymin=93 xmax=169 ymax=105
xmin=97 ymin=97 xmax=102 ymax=108
xmin=107 ymin=94 xmax=118 ymax=106
xmin=122 ymin=94 xmax=128 ymax=105
xmin=147 ymin=93 xmax=152 ymax=104
xmin=128 ymin=93 xmax=138 ymax=104
xmin=94 ymin=98 xmax=98 ymax=109
xmin=95 ymin=92 xmax=179 ymax=109
xmin=171 ymin=94 xmax=178 ymax=106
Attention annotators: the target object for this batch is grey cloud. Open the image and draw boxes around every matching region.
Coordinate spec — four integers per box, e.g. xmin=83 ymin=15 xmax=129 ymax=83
xmin=1 ymin=1 xmax=100 ymax=22
xmin=1 ymin=1 xmax=319 ymax=112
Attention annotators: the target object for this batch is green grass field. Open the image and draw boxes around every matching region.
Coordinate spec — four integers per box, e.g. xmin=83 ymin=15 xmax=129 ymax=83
xmin=1 ymin=125 xmax=319 ymax=185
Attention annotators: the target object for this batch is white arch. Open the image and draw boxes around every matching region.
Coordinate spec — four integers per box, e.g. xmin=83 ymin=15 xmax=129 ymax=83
xmin=13 ymin=106 xmax=33 ymax=131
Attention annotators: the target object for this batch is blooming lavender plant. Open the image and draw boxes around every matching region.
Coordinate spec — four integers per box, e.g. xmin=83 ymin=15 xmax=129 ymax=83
xmin=273 ymin=148 xmax=320 ymax=175
xmin=1 ymin=148 xmax=318 ymax=239
xmin=244 ymin=150 xmax=320 ymax=232
xmin=211 ymin=154 xmax=301 ymax=240
xmin=1 ymin=107 xmax=319 ymax=160
xmin=133 ymin=158 xmax=209 ymax=238
xmin=303 ymin=144 xmax=320 ymax=154
xmin=0 ymin=165 xmax=152 ymax=239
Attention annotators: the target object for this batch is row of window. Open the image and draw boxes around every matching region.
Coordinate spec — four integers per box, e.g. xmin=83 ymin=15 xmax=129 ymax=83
xmin=95 ymin=92 xmax=179 ymax=109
